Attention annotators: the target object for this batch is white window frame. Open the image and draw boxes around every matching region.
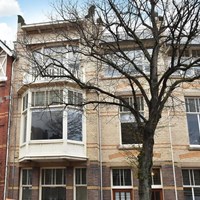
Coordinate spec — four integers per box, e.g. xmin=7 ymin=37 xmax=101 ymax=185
xmin=0 ymin=50 xmax=7 ymax=81
xmin=182 ymin=169 xmax=200 ymax=200
xmin=20 ymin=88 xmax=84 ymax=145
xmin=111 ymin=168 xmax=133 ymax=200
xmin=104 ymin=49 xmax=151 ymax=77
xmin=151 ymin=168 xmax=163 ymax=189
xmin=40 ymin=167 xmax=66 ymax=200
xmin=185 ymin=97 xmax=200 ymax=147
xmin=74 ymin=168 xmax=87 ymax=200
xmin=20 ymin=168 xmax=32 ymax=200
xmin=119 ymin=96 xmax=144 ymax=146
xmin=31 ymin=45 xmax=80 ymax=80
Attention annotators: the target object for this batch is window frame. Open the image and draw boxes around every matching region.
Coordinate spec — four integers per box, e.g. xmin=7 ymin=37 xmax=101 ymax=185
xmin=185 ymin=97 xmax=200 ymax=146
xmin=111 ymin=168 xmax=133 ymax=200
xmin=20 ymin=168 xmax=32 ymax=200
xmin=182 ymin=169 xmax=200 ymax=200
xmin=74 ymin=168 xmax=87 ymax=200
xmin=119 ymin=96 xmax=144 ymax=145
xmin=21 ymin=88 xmax=84 ymax=144
xmin=40 ymin=167 xmax=66 ymax=200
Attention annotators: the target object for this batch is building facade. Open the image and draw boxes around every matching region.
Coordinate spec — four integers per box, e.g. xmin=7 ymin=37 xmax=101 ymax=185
xmin=0 ymin=40 xmax=14 ymax=199
xmin=6 ymin=16 xmax=200 ymax=200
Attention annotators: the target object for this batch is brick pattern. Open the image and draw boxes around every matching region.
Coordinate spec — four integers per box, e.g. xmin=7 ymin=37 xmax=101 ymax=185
xmin=0 ymin=55 xmax=13 ymax=199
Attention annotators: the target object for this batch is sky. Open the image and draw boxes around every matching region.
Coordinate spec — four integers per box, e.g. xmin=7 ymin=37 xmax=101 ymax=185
xmin=0 ymin=0 xmax=53 ymax=48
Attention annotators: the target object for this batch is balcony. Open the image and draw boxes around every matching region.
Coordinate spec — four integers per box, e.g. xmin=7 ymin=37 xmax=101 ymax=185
xmin=23 ymin=63 xmax=82 ymax=84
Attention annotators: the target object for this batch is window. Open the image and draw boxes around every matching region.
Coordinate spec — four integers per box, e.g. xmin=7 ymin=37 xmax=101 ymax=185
xmin=112 ymin=169 xmax=132 ymax=200
xmin=182 ymin=169 xmax=200 ymax=200
xmin=105 ymin=49 xmax=151 ymax=77
xmin=151 ymin=169 xmax=163 ymax=200
xmin=185 ymin=97 xmax=200 ymax=145
xmin=22 ymin=88 xmax=83 ymax=142
xmin=75 ymin=168 xmax=87 ymax=200
xmin=120 ymin=96 xmax=144 ymax=144
xmin=0 ymin=50 xmax=7 ymax=81
xmin=41 ymin=168 xmax=66 ymax=200
xmin=32 ymin=45 xmax=80 ymax=80
xmin=21 ymin=169 xmax=32 ymax=200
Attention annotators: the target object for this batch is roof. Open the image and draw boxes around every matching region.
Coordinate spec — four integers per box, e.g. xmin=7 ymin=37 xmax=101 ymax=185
xmin=0 ymin=40 xmax=14 ymax=57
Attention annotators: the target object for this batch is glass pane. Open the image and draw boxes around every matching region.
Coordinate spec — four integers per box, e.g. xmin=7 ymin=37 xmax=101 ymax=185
xmin=67 ymin=109 xmax=82 ymax=141
xmin=113 ymin=169 xmax=120 ymax=186
xmin=184 ymin=188 xmax=193 ymax=200
xmin=76 ymin=186 xmax=87 ymax=200
xmin=42 ymin=169 xmax=53 ymax=185
xmin=22 ymin=187 xmax=32 ymax=200
xmin=76 ymin=168 xmax=86 ymax=184
xmin=31 ymin=110 xmax=63 ymax=140
xmin=22 ymin=169 xmax=32 ymax=185
xmin=34 ymin=91 xmax=45 ymax=106
xmin=124 ymin=169 xmax=131 ymax=186
xmin=152 ymin=169 xmax=161 ymax=185
xmin=187 ymin=114 xmax=200 ymax=145
xmin=49 ymin=90 xmax=63 ymax=105
xmin=182 ymin=170 xmax=190 ymax=185
xmin=121 ymin=122 xmax=142 ymax=144
xmin=194 ymin=170 xmax=200 ymax=185
xmin=56 ymin=169 xmax=65 ymax=184
xmin=23 ymin=114 xmax=27 ymax=143
xmin=42 ymin=187 xmax=66 ymax=200
xmin=194 ymin=188 xmax=200 ymax=200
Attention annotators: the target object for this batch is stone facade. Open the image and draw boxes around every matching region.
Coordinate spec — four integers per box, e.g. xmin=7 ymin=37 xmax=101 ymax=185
xmin=6 ymin=16 xmax=200 ymax=200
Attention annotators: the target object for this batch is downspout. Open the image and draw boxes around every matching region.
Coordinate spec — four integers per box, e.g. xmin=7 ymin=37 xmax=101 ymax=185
xmin=168 ymin=109 xmax=178 ymax=200
xmin=4 ymin=56 xmax=17 ymax=200
xmin=96 ymin=59 xmax=103 ymax=200
xmin=97 ymin=92 xmax=103 ymax=200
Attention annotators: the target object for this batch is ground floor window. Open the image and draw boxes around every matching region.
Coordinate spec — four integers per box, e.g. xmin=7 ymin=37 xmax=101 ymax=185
xmin=113 ymin=189 xmax=132 ymax=200
xmin=112 ymin=169 xmax=133 ymax=200
xmin=21 ymin=169 xmax=32 ymax=200
xmin=41 ymin=168 xmax=66 ymax=200
xmin=182 ymin=169 xmax=200 ymax=200
xmin=152 ymin=189 xmax=163 ymax=200
xmin=75 ymin=168 xmax=87 ymax=200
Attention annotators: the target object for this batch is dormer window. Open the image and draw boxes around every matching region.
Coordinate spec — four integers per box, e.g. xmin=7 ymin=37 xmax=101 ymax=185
xmin=0 ymin=49 xmax=7 ymax=81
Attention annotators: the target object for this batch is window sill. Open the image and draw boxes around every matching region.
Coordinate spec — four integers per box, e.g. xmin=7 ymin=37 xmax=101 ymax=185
xmin=188 ymin=145 xmax=200 ymax=151
xmin=0 ymin=76 xmax=7 ymax=82
xmin=118 ymin=144 xmax=142 ymax=150
xmin=28 ymin=139 xmax=64 ymax=144
xmin=67 ymin=140 xmax=84 ymax=145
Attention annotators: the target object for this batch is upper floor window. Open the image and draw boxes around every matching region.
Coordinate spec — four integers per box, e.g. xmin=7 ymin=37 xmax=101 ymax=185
xmin=182 ymin=169 xmax=200 ymax=200
xmin=30 ymin=45 xmax=80 ymax=82
xmin=185 ymin=97 xmax=200 ymax=145
xmin=0 ymin=49 xmax=7 ymax=81
xmin=105 ymin=49 xmax=151 ymax=77
xmin=120 ymin=96 xmax=144 ymax=145
xmin=22 ymin=88 xmax=83 ymax=143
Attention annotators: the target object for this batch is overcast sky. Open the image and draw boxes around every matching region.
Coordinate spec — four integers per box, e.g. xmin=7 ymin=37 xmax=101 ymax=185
xmin=0 ymin=0 xmax=53 ymax=48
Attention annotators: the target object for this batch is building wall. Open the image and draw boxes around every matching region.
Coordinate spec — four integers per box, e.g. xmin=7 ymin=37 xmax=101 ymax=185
xmin=0 ymin=54 xmax=13 ymax=199
xmin=7 ymin=19 xmax=200 ymax=200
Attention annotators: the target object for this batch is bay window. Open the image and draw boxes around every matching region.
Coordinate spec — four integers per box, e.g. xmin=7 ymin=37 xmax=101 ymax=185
xmin=21 ymin=88 xmax=83 ymax=143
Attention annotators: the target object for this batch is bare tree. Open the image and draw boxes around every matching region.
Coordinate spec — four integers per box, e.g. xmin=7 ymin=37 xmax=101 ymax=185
xmin=17 ymin=0 xmax=200 ymax=199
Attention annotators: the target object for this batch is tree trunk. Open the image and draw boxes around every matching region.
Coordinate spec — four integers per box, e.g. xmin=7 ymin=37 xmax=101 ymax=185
xmin=138 ymin=129 xmax=154 ymax=200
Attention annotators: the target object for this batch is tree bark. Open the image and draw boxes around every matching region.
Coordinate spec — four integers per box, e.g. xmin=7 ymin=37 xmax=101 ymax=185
xmin=138 ymin=128 xmax=154 ymax=200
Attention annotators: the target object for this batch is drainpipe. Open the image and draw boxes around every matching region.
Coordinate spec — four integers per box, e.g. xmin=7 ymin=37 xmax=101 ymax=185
xmin=97 ymin=92 xmax=103 ymax=200
xmin=168 ymin=109 xmax=178 ymax=200
xmin=4 ymin=56 xmax=17 ymax=200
